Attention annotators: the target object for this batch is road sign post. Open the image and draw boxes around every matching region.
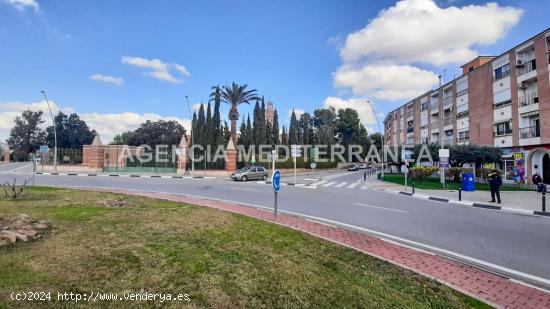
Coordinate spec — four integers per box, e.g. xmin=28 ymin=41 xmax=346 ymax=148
xmin=401 ymin=150 xmax=412 ymax=192
xmin=272 ymin=170 xmax=281 ymax=216
xmin=439 ymin=149 xmax=450 ymax=189
xmin=291 ymin=145 xmax=301 ymax=185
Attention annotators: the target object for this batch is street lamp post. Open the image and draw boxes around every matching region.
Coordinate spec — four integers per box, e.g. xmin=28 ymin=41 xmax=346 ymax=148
xmin=41 ymin=90 xmax=57 ymax=173
xmin=367 ymin=100 xmax=384 ymax=180
xmin=185 ymin=96 xmax=195 ymax=177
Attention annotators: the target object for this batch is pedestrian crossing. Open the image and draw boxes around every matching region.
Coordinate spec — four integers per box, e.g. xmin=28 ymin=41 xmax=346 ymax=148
xmin=310 ymin=179 xmax=371 ymax=190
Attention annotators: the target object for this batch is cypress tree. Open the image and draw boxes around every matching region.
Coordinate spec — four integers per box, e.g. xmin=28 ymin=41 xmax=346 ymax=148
xmin=252 ymin=101 xmax=260 ymax=147
xmin=238 ymin=118 xmax=247 ymax=145
xmin=272 ymin=109 xmax=280 ymax=144
xmin=281 ymin=125 xmax=288 ymax=145
xmin=197 ymin=104 xmax=206 ymax=146
xmin=246 ymin=114 xmax=253 ymax=148
xmin=288 ymin=109 xmax=300 ymax=145
xmin=259 ymin=97 xmax=266 ymax=145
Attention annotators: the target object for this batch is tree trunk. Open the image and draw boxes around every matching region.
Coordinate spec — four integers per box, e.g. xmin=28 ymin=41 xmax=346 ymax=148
xmin=231 ymin=120 xmax=237 ymax=143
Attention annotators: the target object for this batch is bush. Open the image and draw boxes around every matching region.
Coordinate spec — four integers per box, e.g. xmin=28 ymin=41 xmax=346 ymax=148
xmin=410 ymin=166 xmax=438 ymax=181
xmin=445 ymin=167 xmax=465 ymax=182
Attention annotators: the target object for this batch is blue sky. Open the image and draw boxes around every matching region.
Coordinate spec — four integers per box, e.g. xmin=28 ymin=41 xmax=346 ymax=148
xmin=1 ymin=0 xmax=549 ymax=142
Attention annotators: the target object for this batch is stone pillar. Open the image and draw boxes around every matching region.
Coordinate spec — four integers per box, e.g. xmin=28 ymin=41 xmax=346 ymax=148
xmin=83 ymin=135 xmax=105 ymax=169
xmin=177 ymin=135 xmax=188 ymax=174
xmin=3 ymin=148 xmax=10 ymax=163
xmin=225 ymin=136 xmax=237 ymax=171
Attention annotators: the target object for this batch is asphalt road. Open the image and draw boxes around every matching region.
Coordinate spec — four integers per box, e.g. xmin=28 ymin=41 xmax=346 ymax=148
xmin=2 ymin=162 xmax=550 ymax=288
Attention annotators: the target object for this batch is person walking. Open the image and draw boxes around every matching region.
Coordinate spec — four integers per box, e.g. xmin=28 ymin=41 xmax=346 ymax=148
xmin=487 ymin=169 xmax=502 ymax=204
xmin=363 ymin=169 xmax=367 ymax=182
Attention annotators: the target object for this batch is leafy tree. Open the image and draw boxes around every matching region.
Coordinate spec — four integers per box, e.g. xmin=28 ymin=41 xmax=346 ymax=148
xmin=313 ymin=107 xmax=337 ymax=146
xmin=7 ymin=110 xmax=46 ymax=156
xmin=299 ymin=112 xmax=313 ymax=145
xmin=126 ymin=120 xmax=186 ymax=148
xmin=111 ymin=131 xmax=133 ymax=145
xmin=45 ymin=112 xmax=95 ymax=149
xmin=219 ymin=82 xmax=260 ymax=142
xmin=450 ymin=144 xmax=502 ymax=167
xmin=369 ymin=133 xmax=383 ymax=151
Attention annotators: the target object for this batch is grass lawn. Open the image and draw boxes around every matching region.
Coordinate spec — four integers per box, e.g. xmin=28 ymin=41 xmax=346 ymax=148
xmin=380 ymin=173 xmax=533 ymax=191
xmin=0 ymin=187 xmax=491 ymax=308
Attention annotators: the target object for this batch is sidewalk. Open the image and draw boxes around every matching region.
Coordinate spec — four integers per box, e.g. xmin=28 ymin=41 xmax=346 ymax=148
xmin=370 ymin=178 xmax=546 ymax=213
xmin=82 ymin=187 xmax=550 ymax=309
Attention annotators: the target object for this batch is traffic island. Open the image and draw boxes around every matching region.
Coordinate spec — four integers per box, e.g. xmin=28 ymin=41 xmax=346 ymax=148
xmin=0 ymin=186 xmax=492 ymax=308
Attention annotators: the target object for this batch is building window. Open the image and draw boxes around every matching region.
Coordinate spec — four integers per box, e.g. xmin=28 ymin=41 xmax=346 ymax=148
xmin=493 ymin=64 xmax=510 ymax=81
xmin=421 ymin=102 xmax=428 ymax=111
xmin=493 ymin=121 xmax=512 ymax=136
xmin=458 ymin=131 xmax=469 ymax=141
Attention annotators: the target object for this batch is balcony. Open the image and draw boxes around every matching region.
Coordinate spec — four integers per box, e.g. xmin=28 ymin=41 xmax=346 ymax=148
xmin=519 ymin=126 xmax=540 ymax=139
xmin=430 ymin=121 xmax=439 ymax=130
xmin=519 ymin=91 xmax=539 ymax=107
xmin=443 ymin=96 xmax=453 ymax=108
xmin=443 ymin=117 xmax=453 ymax=127
xmin=517 ymin=59 xmax=537 ymax=76
xmin=456 ymin=111 xmax=469 ymax=119
xmin=406 ymin=110 xmax=414 ymax=118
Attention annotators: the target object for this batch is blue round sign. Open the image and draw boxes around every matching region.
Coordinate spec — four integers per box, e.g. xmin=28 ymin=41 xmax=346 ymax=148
xmin=272 ymin=170 xmax=281 ymax=193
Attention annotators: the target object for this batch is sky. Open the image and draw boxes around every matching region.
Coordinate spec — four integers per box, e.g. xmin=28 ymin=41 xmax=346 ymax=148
xmin=1 ymin=0 xmax=549 ymax=143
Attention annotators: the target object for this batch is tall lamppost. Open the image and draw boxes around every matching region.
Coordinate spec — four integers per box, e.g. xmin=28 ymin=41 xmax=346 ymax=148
xmin=367 ymin=100 xmax=384 ymax=180
xmin=185 ymin=96 xmax=195 ymax=177
xmin=41 ymin=90 xmax=57 ymax=173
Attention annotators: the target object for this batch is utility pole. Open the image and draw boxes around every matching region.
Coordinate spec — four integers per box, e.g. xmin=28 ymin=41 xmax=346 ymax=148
xmin=185 ymin=96 xmax=195 ymax=177
xmin=41 ymin=90 xmax=57 ymax=173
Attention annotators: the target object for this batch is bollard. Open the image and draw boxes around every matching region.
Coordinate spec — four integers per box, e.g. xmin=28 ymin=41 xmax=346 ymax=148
xmin=458 ymin=187 xmax=462 ymax=201
xmin=543 ymin=191 xmax=546 ymax=213
xmin=412 ymin=180 xmax=415 ymax=194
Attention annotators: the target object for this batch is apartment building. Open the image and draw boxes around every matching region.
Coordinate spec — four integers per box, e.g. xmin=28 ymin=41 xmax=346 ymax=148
xmin=383 ymin=28 xmax=550 ymax=184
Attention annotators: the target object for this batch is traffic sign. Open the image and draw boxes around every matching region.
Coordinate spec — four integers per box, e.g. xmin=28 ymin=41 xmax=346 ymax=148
xmin=291 ymin=145 xmax=301 ymax=158
xmin=39 ymin=145 xmax=49 ymax=153
xmin=310 ymin=162 xmax=316 ymax=169
xmin=272 ymin=170 xmax=281 ymax=193
xmin=401 ymin=150 xmax=413 ymax=162
xmin=440 ymin=157 xmax=449 ymax=168
xmin=439 ymin=149 xmax=449 ymax=158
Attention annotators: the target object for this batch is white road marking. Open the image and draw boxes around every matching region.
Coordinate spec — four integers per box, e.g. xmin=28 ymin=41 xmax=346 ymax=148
xmin=48 ymin=184 xmax=550 ymax=290
xmin=354 ymin=202 xmax=407 ymax=213
xmin=334 ymin=182 xmax=347 ymax=188
xmin=312 ymin=180 xmax=327 ymax=186
xmin=322 ymin=182 xmax=336 ymax=187
xmin=230 ymin=187 xmax=261 ymax=192
xmin=347 ymin=181 xmax=361 ymax=189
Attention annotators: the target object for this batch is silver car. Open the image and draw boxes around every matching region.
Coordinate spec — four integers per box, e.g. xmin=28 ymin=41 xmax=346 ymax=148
xmin=230 ymin=166 xmax=269 ymax=181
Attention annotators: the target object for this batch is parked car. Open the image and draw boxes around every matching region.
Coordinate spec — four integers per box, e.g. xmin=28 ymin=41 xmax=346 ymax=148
xmin=230 ymin=166 xmax=269 ymax=181
xmin=347 ymin=164 xmax=359 ymax=171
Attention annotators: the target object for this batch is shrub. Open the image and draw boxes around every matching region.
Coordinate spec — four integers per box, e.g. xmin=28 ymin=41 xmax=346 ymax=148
xmin=410 ymin=166 xmax=438 ymax=181
xmin=445 ymin=167 xmax=465 ymax=182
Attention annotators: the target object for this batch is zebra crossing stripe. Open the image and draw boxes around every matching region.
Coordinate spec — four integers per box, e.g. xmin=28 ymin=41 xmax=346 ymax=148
xmin=347 ymin=181 xmax=361 ymax=189
xmin=322 ymin=182 xmax=337 ymax=187
xmin=334 ymin=182 xmax=347 ymax=188
xmin=313 ymin=181 xmax=327 ymax=186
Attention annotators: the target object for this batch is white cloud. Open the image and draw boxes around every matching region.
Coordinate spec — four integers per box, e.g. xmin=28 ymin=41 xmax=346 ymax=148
xmin=122 ymin=56 xmax=190 ymax=83
xmin=80 ymin=112 xmax=190 ymax=144
xmin=287 ymin=108 xmax=305 ymax=120
xmin=340 ymin=0 xmax=523 ymax=65
xmin=0 ymin=100 xmax=74 ymax=141
xmin=5 ymin=0 xmax=39 ymax=12
xmin=323 ymin=97 xmax=376 ymax=127
xmin=334 ymin=64 xmax=439 ymax=100
xmin=89 ymin=74 xmax=124 ymax=86
xmin=332 ymin=0 xmax=522 ymax=102
xmin=0 ymin=101 xmax=190 ymax=144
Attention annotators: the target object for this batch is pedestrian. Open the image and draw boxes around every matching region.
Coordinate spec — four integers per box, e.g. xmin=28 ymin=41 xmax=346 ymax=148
xmin=487 ymin=169 xmax=502 ymax=204
xmin=532 ymin=172 xmax=544 ymax=192
xmin=363 ymin=169 xmax=367 ymax=182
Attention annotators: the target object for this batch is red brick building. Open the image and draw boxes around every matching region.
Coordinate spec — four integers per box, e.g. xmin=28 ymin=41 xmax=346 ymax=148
xmin=384 ymin=27 xmax=550 ymax=184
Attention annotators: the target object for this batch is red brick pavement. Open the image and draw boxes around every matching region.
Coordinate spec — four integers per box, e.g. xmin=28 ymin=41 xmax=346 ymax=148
xmin=89 ymin=188 xmax=550 ymax=309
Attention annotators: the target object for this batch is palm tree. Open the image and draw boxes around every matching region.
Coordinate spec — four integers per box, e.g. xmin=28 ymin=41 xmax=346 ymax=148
xmin=218 ymin=82 xmax=260 ymax=143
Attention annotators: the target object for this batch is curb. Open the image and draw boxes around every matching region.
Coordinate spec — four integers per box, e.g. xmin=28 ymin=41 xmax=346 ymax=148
xmin=376 ymin=188 xmax=550 ymax=218
xmin=35 ymin=172 xmax=216 ymax=180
